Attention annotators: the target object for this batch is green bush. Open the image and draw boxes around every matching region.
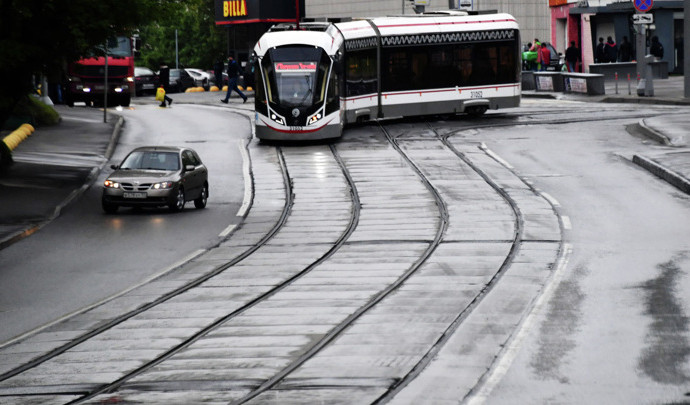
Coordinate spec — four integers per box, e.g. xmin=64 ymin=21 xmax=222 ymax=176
xmin=3 ymin=95 xmax=61 ymax=130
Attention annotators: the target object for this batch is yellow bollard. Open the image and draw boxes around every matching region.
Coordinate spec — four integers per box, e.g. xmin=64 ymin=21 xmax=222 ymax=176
xmin=210 ymin=86 xmax=220 ymax=92
xmin=20 ymin=123 xmax=35 ymax=134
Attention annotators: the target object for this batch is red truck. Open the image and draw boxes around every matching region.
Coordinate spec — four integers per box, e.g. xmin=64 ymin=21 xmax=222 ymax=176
xmin=64 ymin=36 xmax=138 ymax=107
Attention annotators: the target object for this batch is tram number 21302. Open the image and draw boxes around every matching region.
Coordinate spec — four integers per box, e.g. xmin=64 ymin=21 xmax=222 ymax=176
xmin=470 ymin=91 xmax=484 ymax=99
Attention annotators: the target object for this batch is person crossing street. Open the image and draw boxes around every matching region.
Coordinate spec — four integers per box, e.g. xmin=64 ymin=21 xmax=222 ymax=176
xmin=220 ymin=54 xmax=247 ymax=104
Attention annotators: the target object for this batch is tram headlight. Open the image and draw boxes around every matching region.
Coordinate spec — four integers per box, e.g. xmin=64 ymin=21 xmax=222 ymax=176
xmin=270 ymin=112 xmax=285 ymax=126
xmin=307 ymin=112 xmax=322 ymax=125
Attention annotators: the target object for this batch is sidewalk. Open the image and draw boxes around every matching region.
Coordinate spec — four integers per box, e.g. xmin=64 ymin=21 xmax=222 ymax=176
xmin=0 ymin=80 xmax=688 ymax=250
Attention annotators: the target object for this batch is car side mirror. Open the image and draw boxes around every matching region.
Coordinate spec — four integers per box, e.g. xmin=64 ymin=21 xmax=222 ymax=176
xmin=110 ymin=164 xmax=119 ymax=170
xmin=185 ymin=164 xmax=195 ymax=172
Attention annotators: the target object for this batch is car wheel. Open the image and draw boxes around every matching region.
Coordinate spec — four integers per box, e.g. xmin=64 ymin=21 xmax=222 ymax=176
xmin=194 ymin=183 xmax=208 ymax=209
xmin=169 ymin=187 xmax=185 ymax=212
xmin=102 ymin=200 xmax=118 ymax=214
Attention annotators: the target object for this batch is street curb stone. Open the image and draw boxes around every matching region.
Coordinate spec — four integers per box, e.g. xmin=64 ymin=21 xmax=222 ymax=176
xmin=632 ymin=154 xmax=690 ymax=194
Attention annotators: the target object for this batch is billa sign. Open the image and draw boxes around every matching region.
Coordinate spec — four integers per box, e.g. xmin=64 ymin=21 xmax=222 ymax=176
xmin=215 ymin=0 xmax=305 ymax=25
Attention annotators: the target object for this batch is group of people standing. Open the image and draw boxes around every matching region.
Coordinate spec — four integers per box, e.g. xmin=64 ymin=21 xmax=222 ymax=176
xmin=594 ymin=35 xmax=663 ymax=64
xmin=594 ymin=36 xmax=631 ymax=63
xmin=547 ymin=34 xmax=665 ymax=74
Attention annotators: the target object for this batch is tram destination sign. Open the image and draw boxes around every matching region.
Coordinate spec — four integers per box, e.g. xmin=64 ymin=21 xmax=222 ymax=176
xmin=215 ymin=0 xmax=305 ymax=25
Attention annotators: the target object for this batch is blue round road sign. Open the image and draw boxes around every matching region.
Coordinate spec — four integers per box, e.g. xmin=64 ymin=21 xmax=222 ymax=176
xmin=634 ymin=0 xmax=653 ymax=13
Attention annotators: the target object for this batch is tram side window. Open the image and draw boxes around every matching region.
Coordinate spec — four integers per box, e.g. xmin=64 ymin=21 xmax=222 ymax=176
xmin=381 ymin=39 xmax=518 ymax=92
xmin=346 ymin=48 xmax=377 ymax=97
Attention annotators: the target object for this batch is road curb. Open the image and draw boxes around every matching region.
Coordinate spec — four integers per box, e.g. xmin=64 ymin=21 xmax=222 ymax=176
xmin=637 ymin=118 xmax=672 ymax=145
xmin=632 ymin=154 xmax=690 ymax=194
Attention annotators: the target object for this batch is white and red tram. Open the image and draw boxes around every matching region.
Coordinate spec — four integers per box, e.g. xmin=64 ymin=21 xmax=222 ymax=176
xmin=252 ymin=11 xmax=521 ymax=141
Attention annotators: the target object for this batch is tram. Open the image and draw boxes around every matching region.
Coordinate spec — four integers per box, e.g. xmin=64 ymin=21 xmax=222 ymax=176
xmin=253 ymin=11 xmax=521 ymax=141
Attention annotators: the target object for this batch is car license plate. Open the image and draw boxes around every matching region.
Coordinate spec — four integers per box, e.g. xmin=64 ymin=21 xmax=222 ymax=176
xmin=143 ymin=84 xmax=154 ymax=89
xmin=123 ymin=192 xmax=146 ymax=199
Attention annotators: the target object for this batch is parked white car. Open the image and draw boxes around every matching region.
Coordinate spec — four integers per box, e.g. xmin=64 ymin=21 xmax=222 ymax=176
xmin=185 ymin=68 xmax=212 ymax=90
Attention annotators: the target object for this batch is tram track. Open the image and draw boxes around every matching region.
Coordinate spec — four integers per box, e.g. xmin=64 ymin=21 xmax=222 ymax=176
xmin=0 ymin=144 xmax=359 ymax=403
xmin=0 ymin=142 xmax=293 ymax=385
xmin=1 ymin=116 xmax=565 ymax=404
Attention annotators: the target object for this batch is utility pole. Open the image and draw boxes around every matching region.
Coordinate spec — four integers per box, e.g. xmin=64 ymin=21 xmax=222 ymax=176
xmin=104 ymin=42 xmax=108 ymax=123
xmin=175 ymin=30 xmax=179 ymax=69
xmin=683 ymin=0 xmax=690 ymax=98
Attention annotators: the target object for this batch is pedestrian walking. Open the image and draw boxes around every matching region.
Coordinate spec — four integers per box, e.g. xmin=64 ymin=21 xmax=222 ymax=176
xmin=595 ymin=37 xmax=606 ymax=63
xmin=605 ymin=36 xmax=618 ymax=63
xmin=618 ymin=36 xmax=632 ymax=62
xmin=565 ymin=41 xmax=580 ymax=72
xmin=155 ymin=85 xmax=172 ymax=107
xmin=221 ymin=54 xmax=247 ymax=104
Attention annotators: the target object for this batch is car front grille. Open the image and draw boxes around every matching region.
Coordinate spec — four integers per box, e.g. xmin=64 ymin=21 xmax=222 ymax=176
xmin=121 ymin=183 xmax=152 ymax=191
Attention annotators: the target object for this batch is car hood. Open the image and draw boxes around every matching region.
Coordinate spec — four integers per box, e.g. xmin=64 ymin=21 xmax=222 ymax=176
xmin=108 ymin=170 xmax=178 ymax=182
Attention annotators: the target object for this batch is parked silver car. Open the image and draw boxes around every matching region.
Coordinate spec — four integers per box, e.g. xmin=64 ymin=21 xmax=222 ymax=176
xmin=102 ymin=146 xmax=208 ymax=213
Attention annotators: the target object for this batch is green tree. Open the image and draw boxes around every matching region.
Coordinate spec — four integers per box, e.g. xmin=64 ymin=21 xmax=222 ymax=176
xmin=0 ymin=0 xmax=166 ymax=125
xmin=137 ymin=0 xmax=226 ymax=71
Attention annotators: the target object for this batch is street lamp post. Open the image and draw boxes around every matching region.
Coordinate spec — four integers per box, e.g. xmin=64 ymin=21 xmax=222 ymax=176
xmin=685 ymin=0 xmax=689 ymax=98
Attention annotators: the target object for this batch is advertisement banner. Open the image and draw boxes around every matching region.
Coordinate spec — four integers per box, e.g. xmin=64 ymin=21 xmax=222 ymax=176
xmin=215 ymin=0 xmax=305 ymax=25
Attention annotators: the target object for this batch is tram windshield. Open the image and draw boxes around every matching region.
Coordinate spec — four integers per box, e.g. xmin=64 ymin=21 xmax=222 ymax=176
xmin=262 ymin=46 xmax=330 ymax=108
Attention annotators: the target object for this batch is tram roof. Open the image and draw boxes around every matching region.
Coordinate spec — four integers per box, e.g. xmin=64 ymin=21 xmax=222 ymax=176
xmin=254 ymin=12 xmax=518 ymax=56
xmin=336 ymin=13 xmax=519 ymax=41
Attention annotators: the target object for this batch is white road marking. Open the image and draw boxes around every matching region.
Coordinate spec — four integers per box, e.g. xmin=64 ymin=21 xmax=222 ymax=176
xmin=540 ymin=191 xmax=560 ymax=207
xmin=219 ymin=224 xmax=237 ymax=238
xmin=237 ymin=139 xmax=252 ymax=217
xmin=466 ymin=243 xmax=573 ymax=405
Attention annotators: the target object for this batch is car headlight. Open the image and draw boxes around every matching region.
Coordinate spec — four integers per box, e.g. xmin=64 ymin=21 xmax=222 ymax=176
xmin=104 ymin=180 xmax=120 ymax=188
xmin=152 ymin=181 xmax=173 ymax=189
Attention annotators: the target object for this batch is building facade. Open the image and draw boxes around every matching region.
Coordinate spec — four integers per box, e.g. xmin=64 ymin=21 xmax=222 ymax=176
xmin=305 ymin=1 xmax=551 ymax=52
xmin=550 ymin=0 xmax=684 ymax=73
xmin=215 ymin=0 xmax=552 ymax=67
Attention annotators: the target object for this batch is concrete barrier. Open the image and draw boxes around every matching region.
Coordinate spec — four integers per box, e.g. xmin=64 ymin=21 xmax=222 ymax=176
xmin=521 ymin=71 xmax=535 ymax=91
xmin=533 ymin=71 xmax=565 ymax=92
xmin=562 ymin=72 xmax=605 ymax=95
xmin=589 ymin=61 xmax=668 ymax=80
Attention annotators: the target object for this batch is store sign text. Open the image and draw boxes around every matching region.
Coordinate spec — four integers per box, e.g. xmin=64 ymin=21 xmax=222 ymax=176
xmin=224 ymin=0 xmax=247 ymax=17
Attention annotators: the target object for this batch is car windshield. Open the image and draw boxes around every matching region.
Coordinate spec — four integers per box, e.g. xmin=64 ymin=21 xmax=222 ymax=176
xmin=120 ymin=151 xmax=180 ymax=171
xmin=135 ymin=67 xmax=154 ymax=76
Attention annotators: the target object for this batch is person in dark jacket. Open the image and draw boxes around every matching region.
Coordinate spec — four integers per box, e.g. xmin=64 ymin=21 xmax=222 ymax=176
xmin=221 ymin=55 xmax=247 ymax=104
xmin=595 ymin=37 xmax=606 ymax=63
xmin=565 ymin=41 xmax=580 ymax=72
xmin=604 ymin=36 xmax=618 ymax=63
xmin=213 ymin=58 xmax=224 ymax=88
xmin=650 ymin=36 xmax=664 ymax=60
xmin=618 ymin=36 xmax=632 ymax=62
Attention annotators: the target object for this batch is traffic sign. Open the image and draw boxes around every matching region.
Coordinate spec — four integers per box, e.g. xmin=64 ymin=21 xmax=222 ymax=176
xmin=633 ymin=0 xmax=653 ymax=13
xmin=632 ymin=13 xmax=653 ymax=24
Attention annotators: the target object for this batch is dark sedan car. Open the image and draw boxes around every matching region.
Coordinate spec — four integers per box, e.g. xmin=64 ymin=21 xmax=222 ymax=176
xmin=167 ymin=69 xmax=195 ymax=93
xmin=134 ymin=67 xmax=159 ymax=96
xmin=102 ymin=146 xmax=208 ymax=213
